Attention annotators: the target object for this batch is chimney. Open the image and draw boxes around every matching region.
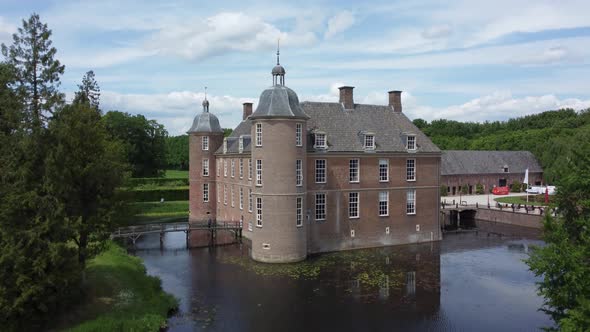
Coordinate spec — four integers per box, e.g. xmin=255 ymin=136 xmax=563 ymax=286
xmin=388 ymin=90 xmax=402 ymax=113
xmin=242 ymin=102 xmax=253 ymax=120
xmin=338 ymin=86 xmax=355 ymax=109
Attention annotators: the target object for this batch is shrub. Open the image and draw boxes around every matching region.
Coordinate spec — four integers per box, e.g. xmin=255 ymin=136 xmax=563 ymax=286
xmin=475 ymin=183 xmax=484 ymax=194
xmin=510 ymin=180 xmax=522 ymax=193
xmin=121 ymin=187 xmax=189 ymax=202
xmin=460 ymin=184 xmax=469 ymax=195
xmin=440 ymin=185 xmax=448 ymax=196
xmin=125 ymin=177 xmax=188 ymax=188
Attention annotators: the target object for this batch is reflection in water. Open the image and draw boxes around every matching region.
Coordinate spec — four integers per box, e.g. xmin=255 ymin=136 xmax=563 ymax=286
xmin=132 ymin=226 xmax=552 ymax=332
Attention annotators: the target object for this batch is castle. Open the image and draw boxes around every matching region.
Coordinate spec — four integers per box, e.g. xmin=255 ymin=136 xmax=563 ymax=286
xmin=188 ymin=52 xmax=441 ymax=263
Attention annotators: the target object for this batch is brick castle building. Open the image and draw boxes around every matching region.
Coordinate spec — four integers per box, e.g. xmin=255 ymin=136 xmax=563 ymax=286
xmin=188 ymin=52 xmax=442 ymax=263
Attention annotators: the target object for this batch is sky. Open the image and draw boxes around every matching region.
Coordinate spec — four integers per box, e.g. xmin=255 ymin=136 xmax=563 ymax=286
xmin=1 ymin=0 xmax=590 ymax=135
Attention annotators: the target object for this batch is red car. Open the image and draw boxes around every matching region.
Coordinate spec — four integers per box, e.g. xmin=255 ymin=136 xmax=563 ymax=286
xmin=492 ymin=186 xmax=510 ymax=195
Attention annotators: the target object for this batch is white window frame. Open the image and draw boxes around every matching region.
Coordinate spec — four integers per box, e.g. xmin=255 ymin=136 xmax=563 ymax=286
xmin=296 ymin=197 xmax=303 ymax=227
xmin=239 ymin=159 xmax=244 ymax=178
xmin=314 ymin=132 xmax=327 ymax=149
xmin=223 ymin=185 xmax=227 ymax=205
xmin=216 ymin=162 xmax=220 ymax=177
xmin=296 ymin=159 xmax=303 ymax=186
xmin=248 ymin=158 xmax=253 ymax=180
xmin=406 ymin=135 xmax=416 ymax=151
xmin=255 ymin=123 xmax=262 ymax=147
xmin=203 ymin=183 xmax=209 ymax=202
xmin=231 ymin=186 xmax=234 ymax=207
xmin=349 ymin=192 xmax=359 ymax=219
xmin=231 ymin=159 xmax=235 ymax=178
xmin=202 ymin=136 xmax=209 ymax=151
xmin=379 ymin=191 xmax=389 ymax=216
xmin=406 ymin=159 xmax=416 ymax=181
xmin=238 ymin=137 xmax=244 ymax=153
xmin=315 ymin=159 xmax=326 ymax=184
xmin=256 ymin=197 xmax=263 ymax=227
xmin=349 ymin=159 xmax=360 ymax=183
xmin=379 ymin=159 xmax=389 ymax=182
xmin=256 ymin=159 xmax=263 ymax=186
xmin=202 ymin=158 xmax=209 ymax=176
xmin=315 ymin=193 xmax=326 ymax=221
xmin=248 ymin=189 xmax=253 ymax=212
xmin=364 ymin=134 xmax=375 ymax=150
xmin=239 ymin=187 xmax=243 ymax=210
xmin=407 ymin=189 xmax=416 ymax=215
xmin=217 ymin=184 xmax=220 ymax=203
xmin=296 ymin=123 xmax=303 ymax=146
xmin=224 ymin=160 xmax=227 ymax=177
xmin=223 ymin=138 xmax=227 ymax=154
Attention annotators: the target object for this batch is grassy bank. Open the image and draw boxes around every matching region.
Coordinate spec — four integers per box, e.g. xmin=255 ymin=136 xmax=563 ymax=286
xmin=63 ymin=242 xmax=177 ymax=331
xmin=494 ymin=195 xmax=551 ymax=207
xmin=129 ymin=200 xmax=189 ymax=224
xmin=164 ymin=169 xmax=188 ymax=179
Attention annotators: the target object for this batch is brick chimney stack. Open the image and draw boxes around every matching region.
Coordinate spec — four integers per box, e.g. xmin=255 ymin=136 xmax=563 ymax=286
xmin=388 ymin=90 xmax=402 ymax=113
xmin=242 ymin=102 xmax=253 ymax=120
xmin=339 ymin=86 xmax=355 ymax=110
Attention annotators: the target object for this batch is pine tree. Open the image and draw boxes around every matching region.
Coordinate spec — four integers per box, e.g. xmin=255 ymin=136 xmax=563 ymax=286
xmin=73 ymin=70 xmax=100 ymax=110
xmin=1 ymin=13 xmax=65 ymax=131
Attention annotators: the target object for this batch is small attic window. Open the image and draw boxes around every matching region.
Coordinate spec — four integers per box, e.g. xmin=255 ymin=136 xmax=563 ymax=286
xmin=314 ymin=132 xmax=327 ymax=149
xmin=223 ymin=138 xmax=227 ymax=154
xmin=406 ymin=135 xmax=416 ymax=151
xmin=503 ymin=165 xmax=509 ymax=173
xmin=364 ymin=133 xmax=375 ymax=150
xmin=238 ymin=136 xmax=244 ymax=153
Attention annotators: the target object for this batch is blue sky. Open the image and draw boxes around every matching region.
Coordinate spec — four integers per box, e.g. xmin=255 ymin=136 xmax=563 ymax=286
xmin=1 ymin=0 xmax=590 ymax=135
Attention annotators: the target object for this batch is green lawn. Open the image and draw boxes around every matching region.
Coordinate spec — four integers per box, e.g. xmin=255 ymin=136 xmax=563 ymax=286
xmin=494 ymin=195 xmax=552 ymax=207
xmin=61 ymin=242 xmax=177 ymax=331
xmin=128 ymin=200 xmax=189 ymax=224
xmin=164 ymin=169 xmax=188 ymax=179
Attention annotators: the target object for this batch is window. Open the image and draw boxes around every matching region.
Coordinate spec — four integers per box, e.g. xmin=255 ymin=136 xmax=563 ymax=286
xmin=296 ymin=197 xmax=303 ymax=227
xmin=238 ymin=137 xmax=244 ymax=153
xmin=231 ymin=186 xmax=234 ymax=207
xmin=349 ymin=159 xmax=359 ymax=182
xmin=231 ymin=159 xmax=235 ymax=178
xmin=216 ymin=162 xmax=220 ymax=177
xmin=224 ymin=160 xmax=228 ymax=177
xmin=379 ymin=191 xmax=388 ymax=216
xmin=407 ymin=189 xmax=416 ymax=215
xmin=223 ymin=185 xmax=227 ymax=205
xmin=315 ymin=193 xmax=326 ymax=220
xmin=349 ymin=192 xmax=359 ymax=218
xmin=503 ymin=166 xmax=509 ymax=173
xmin=202 ymin=158 xmax=209 ymax=176
xmin=364 ymin=134 xmax=375 ymax=149
xmin=407 ymin=135 xmax=416 ymax=151
xmin=203 ymin=183 xmax=209 ymax=202
xmin=256 ymin=123 xmax=262 ymax=147
xmin=406 ymin=159 xmax=416 ymax=181
xmin=256 ymin=197 xmax=263 ymax=227
xmin=314 ymin=133 xmax=326 ymax=149
xmin=296 ymin=159 xmax=303 ymax=186
xmin=315 ymin=159 xmax=326 ymax=183
xmin=223 ymin=138 xmax=227 ymax=153
xmin=296 ymin=123 xmax=303 ymax=146
xmin=248 ymin=159 xmax=252 ymax=180
xmin=217 ymin=184 xmax=220 ymax=203
xmin=248 ymin=189 xmax=253 ymax=212
xmin=256 ymin=159 xmax=263 ymax=186
xmin=239 ymin=159 xmax=244 ymax=178
xmin=379 ymin=159 xmax=389 ymax=182
xmin=239 ymin=187 xmax=243 ymax=210
xmin=202 ymin=136 xmax=209 ymax=151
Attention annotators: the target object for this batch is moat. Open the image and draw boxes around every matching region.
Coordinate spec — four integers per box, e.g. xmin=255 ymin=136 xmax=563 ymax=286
xmin=131 ymin=221 xmax=552 ymax=331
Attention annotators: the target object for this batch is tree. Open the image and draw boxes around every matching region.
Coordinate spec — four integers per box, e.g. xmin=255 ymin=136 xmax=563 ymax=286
xmin=103 ymin=111 xmax=168 ymax=177
xmin=412 ymin=118 xmax=428 ymax=130
xmin=45 ymin=102 xmax=128 ymax=266
xmin=527 ymin=148 xmax=590 ymax=330
xmin=0 ymin=63 xmax=21 ymax=135
xmin=1 ymin=13 xmax=65 ymax=130
xmin=73 ymin=70 xmax=100 ymax=109
xmin=166 ymin=135 xmax=189 ymax=170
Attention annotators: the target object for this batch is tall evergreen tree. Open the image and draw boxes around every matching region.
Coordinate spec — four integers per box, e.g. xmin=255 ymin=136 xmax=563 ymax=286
xmin=73 ymin=70 xmax=100 ymax=110
xmin=1 ymin=13 xmax=65 ymax=130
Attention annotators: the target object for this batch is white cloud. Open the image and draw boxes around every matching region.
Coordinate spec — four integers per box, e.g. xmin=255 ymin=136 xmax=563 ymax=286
xmin=324 ymin=11 xmax=355 ymax=39
xmin=421 ymin=24 xmax=453 ymax=39
xmin=0 ymin=16 xmax=16 ymax=44
xmin=62 ymin=48 xmax=157 ymax=69
xmin=145 ymin=12 xmax=316 ymax=60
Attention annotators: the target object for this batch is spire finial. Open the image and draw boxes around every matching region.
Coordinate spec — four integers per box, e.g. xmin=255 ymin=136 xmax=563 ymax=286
xmin=202 ymin=86 xmax=210 ymax=112
xmin=276 ymin=38 xmax=280 ymax=65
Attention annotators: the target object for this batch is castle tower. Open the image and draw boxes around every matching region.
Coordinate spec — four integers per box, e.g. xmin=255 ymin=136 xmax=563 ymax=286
xmin=187 ymin=95 xmax=224 ymax=223
xmin=249 ymin=47 xmax=310 ymax=263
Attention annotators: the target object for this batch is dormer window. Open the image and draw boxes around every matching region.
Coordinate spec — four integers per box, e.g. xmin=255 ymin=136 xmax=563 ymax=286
xmin=406 ymin=135 xmax=416 ymax=151
xmin=223 ymin=138 xmax=227 ymax=154
xmin=503 ymin=165 xmax=509 ymax=173
xmin=364 ymin=134 xmax=375 ymax=150
xmin=238 ymin=137 xmax=244 ymax=153
xmin=314 ymin=132 xmax=327 ymax=149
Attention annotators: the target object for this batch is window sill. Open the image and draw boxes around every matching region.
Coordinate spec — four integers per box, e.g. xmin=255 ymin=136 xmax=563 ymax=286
xmin=379 ymin=214 xmax=389 ymax=217
xmin=256 ymin=224 xmax=263 ymax=228
xmin=315 ymin=218 xmax=326 ymax=222
xmin=315 ymin=181 xmax=327 ymax=184
xmin=296 ymin=224 xmax=303 ymax=228
xmin=379 ymin=180 xmax=389 ymax=183
xmin=406 ymin=212 xmax=416 ymax=216
xmin=349 ymin=180 xmax=360 ymax=184
xmin=349 ymin=216 xmax=360 ymax=219
xmin=406 ymin=179 xmax=416 ymax=182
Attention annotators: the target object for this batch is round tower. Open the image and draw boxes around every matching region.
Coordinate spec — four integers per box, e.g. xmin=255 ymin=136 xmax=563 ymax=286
xmin=187 ymin=96 xmax=224 ymax=223
xmin=249 ymin=48 xmax=310 ymax=263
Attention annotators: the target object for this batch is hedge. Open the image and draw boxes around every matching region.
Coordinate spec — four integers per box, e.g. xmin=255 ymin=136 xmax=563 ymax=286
xmin=125 ymin=177 xmax=189 ymax=188
xmin=122 ymin=187 xmax=189 ymax=202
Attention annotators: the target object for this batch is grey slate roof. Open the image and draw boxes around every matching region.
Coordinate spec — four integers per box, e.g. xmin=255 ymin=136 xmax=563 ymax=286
xmin=302 ymin=102 xmax=440 ymax=153
xmin=187 ymin=111 xmax=223 ymax=134
xmin=249 ymin=85 xmax=309 ymax=120
xmin=441 ymin=150 xmax=543 ymax=175
xmin=215 ymin=120 xmax=252 ymax=154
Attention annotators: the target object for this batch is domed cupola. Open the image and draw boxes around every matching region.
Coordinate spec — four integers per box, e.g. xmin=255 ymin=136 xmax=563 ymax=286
xmin=187 ymin=93 xmax=223 ymax=133
xmin=250 ymin=45 xmax=309 ymax=120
